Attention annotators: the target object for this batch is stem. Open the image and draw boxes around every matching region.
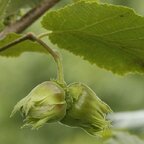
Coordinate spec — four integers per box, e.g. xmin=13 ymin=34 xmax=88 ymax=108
xmin=56 ymin=54 xmax=65 ymax=85
xmin=0 ymin=33 xmax=65 ymax=84
xmin=38 ymin=32 xmax=50 ymax=39
xmin=32 ymin=35 xmax=65 ymax=85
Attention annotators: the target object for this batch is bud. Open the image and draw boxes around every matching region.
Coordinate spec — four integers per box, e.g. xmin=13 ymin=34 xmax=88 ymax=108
xmin=60 ymin=83 xmax=112 ymax=136
xmin=11 ymin=81 xmax=66 ymax=129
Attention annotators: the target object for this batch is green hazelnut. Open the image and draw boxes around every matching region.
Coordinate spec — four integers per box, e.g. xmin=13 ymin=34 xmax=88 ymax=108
xmin=11 ymin=81 xmax=67 ymax=129
xmin=60 ymin=82 xmax=112 ymax=136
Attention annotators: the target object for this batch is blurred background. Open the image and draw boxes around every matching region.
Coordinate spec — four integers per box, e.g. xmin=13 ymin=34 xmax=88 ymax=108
xmin=0 ymin=0 xmax=144 ymax=144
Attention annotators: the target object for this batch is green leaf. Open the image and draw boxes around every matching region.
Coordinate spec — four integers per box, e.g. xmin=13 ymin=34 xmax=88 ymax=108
xmin=42 ymin=1 xmax=144 ymax=74
xmin=0 ymin=33 xmax=47 ymax=57
xmin=105 ymin=132 xmax=144 ymax=144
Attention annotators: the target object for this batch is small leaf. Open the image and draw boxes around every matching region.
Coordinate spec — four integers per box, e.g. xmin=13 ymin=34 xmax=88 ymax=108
xmin=42 ymin=1 xmax=144 ymax=74
xmin=0 ymin=33 xmax=47 ymax=57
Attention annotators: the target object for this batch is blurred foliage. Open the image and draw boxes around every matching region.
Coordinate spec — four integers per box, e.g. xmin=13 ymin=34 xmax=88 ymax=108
xmin=0 ymin=0 xmax=144 ymax=144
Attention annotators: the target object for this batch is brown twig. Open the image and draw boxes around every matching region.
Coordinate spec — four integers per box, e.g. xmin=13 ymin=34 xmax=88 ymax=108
xmin=0 ymin=0 xmax=60 ymax=39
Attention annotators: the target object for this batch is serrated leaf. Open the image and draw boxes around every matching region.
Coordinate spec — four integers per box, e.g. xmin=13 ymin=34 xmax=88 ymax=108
xmin=42 ymin=1 xmax=144 ymax=74
xmin=105 ymin=132 xmax=144 ymax=144
xmin=0 ymin=33 xmax=47 ymax=57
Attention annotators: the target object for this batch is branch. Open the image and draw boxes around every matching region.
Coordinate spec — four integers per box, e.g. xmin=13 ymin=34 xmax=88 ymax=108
xmin=0 ymin=0 xmax=60 ymax=39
